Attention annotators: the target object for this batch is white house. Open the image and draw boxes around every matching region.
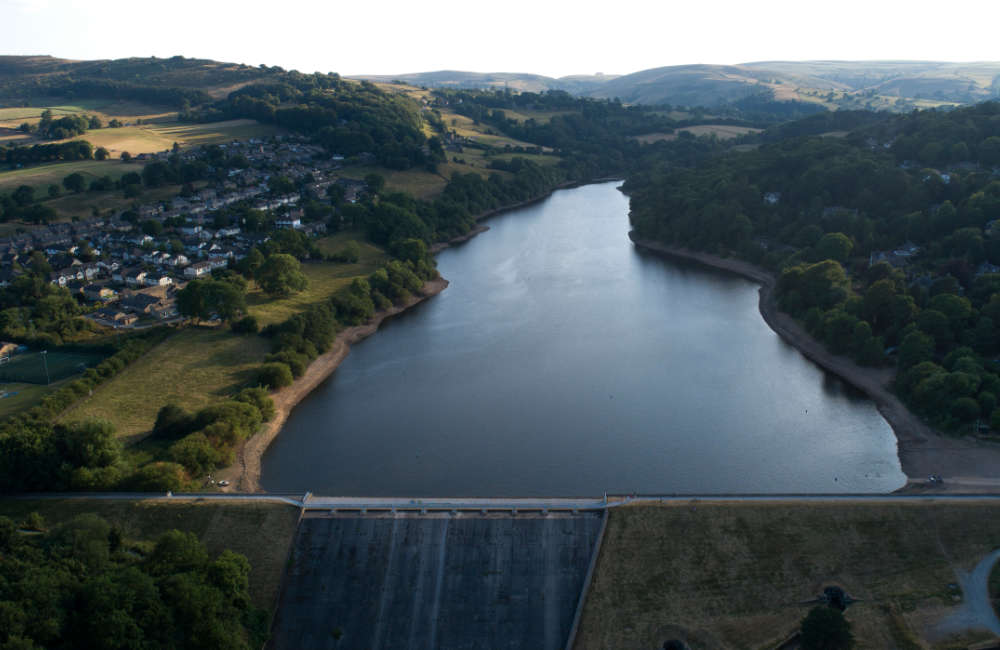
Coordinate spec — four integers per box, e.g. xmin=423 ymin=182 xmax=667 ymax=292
xmin=184 ymin=261 xmax=213 ymax=278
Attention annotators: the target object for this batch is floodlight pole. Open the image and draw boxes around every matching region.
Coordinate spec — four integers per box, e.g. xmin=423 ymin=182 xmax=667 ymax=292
xmin=41 ymin=350 xmax=50 ymax=385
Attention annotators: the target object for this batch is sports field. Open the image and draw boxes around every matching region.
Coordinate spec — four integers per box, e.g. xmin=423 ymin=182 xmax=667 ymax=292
xmin=0 ymin=349 xmax=105 ymax=385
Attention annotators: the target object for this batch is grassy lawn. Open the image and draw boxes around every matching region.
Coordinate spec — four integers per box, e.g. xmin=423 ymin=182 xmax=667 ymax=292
xmin=247 ymin=253 xmax=385 ymax=327
xmin=576 ymin=502 xmax=1000 ymax=649
xmin=441 ymin=109 xmax=546 ymax=149
xmin=59 ymin=328 xmax=270 ymax=441
xmin=347 ymin=151 xmax=523 ymax=200
xmin=42 ymin=181 xmax=203 ymax=221
xmin=0 ymin=499 xmax=300 ymax=610
xmin=346 ymin=165 xmax=452 ymax=200
xmin=313 ymin=231 xmax=385 ymax=260
xmin=500 ymin=108 xmax=572 ymax=124
xmin=0 ymin=159 xmax=145 ymax=192
xmin=678 ymin=124 xmax=762 ymax=139
xmin=487 ymin=151 xmax=561 ymax=166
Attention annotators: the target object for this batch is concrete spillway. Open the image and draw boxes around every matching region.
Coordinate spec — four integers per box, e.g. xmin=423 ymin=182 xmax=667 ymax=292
xmin=268 ymin=512 xmax=604 ymax=649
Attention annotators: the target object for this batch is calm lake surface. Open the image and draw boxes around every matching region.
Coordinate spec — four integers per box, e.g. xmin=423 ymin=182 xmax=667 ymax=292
xmin=262 ymin=182 xmax=907 ymax=496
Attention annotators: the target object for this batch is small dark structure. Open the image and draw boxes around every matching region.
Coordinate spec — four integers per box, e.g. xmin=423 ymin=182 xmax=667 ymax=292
xmin=801 ymin=585 xmax=858 ymax=612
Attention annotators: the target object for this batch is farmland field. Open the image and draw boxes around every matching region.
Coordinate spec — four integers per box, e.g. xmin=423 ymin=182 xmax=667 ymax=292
xmin=61 ymin=119 xmax=285 ymax=155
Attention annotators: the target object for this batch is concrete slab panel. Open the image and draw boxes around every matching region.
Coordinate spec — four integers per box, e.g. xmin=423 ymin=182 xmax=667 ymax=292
xmin=269 ymin=513 xmax=603 ymax=650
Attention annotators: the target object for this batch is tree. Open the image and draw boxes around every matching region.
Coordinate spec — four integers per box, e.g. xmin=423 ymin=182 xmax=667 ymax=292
xmin=800 ymin=606 xmax=853 ymax=650
xmin=12 ymin=185 xmax=35 ymax=206
xmin=256 ymin=362 xmax=293 ymax=389
xmin=267 ymin=175 xmax=295 ymax=196
xmin=94 ymin=146 xmax=109 ymax=161
xmin=120 ymin=151 xmax=131 ymax=162
xmin=140 ymin=219 xmax=163 ymax=237
xmin=236 ymin=247 xmax=265 ymax=281
xmin=364 ymin=172 xmax=386 ymax=194
xmin=231 ymin=315 xmax=259 ymax=335
xmin=814 ymin=232 xmax=853 ymax=263
xmin=177 ymin=278 xmax=247 ymax=322
xmin=152 ymin=404 xmax=194 ymax=440
xmin=257 ymin=253 xmax=307 ymax=296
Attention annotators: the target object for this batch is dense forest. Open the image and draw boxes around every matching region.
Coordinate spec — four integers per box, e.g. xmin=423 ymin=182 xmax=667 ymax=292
xmin=627 ymin=101 xmax=1000 ymax=432
xmin=0 ymin=512 xmax=266 ymax=649
xmin=183 ymin=72 xmax=436 ymax=171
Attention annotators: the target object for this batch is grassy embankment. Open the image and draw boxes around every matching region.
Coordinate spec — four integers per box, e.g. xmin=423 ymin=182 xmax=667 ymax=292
xmin=576 ymin=502 xmax=1000 ymax=650
xmin=0 ymin=498 xmax=300 ymax=610
xmin=58 ymin=233 xmax=386 ymax=442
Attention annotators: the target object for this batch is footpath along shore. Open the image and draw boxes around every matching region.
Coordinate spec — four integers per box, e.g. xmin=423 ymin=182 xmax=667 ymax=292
xmin=630 ymin=235 xmax=1000 ymax=493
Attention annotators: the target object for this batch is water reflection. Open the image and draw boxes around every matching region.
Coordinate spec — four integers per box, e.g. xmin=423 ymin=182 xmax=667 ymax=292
xmin=262 ymin=182 xmax=906 ymax=496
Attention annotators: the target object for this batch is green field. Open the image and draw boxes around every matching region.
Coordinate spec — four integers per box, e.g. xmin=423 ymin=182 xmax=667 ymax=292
xmin=0 ymin=99 xmax=175 ymax=129
xmin=576 ymin=502 xmax=1000 ymax=650
xmin=0 ymin=349 xmax=105 ymax=384
xmin=60 ymin=119 xmax=284 ymax=155
xmin=247 ymin=251 xmax=386 ymax=327
xmin=349 ymin=150 xmax=531 ymax=200
xmin=500 ymin=108 xmax=572 ymax=124
xmin=59 ymin=328 xmax=270 ymax=441
xmin=0 ymin=499 xmax=300 ymax=610
xmin=0 ymin=159 xmax=145 ymax=193
xmin=44 ymin=181 xmax=204 ymax=220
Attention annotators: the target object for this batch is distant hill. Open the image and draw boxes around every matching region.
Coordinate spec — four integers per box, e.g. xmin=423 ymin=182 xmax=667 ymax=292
xmin=355 ymin=70 xmax=618 ymax=95
xmin=741 ymin=60 xmax=1000 ymax=103
xmin=3 ymin=56 xmax=999 ymax=113
xmin=582 ymin=64 xmax=845 ymax=106
xmin=357 ymin=61 xmax=1000 ymax=112
xmin=0 ymin=55 xmax=287 ymax=104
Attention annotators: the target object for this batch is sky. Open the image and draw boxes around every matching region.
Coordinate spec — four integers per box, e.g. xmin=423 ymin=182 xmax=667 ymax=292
xmin=4 ymin=0 xmax=999 ymax=78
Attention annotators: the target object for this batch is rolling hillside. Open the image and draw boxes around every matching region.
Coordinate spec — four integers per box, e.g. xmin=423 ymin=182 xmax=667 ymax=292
xmin=356 ymin=70 xmax=618 ymax=94
xmin=357 ymin=61 xmax=1000 ymax=111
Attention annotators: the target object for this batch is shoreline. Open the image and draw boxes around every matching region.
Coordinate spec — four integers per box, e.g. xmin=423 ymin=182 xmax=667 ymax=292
xmin=629 ymin=235 xmax=1000 ymax=493
xmin=231 ymin=277 xmax=449 ymax=492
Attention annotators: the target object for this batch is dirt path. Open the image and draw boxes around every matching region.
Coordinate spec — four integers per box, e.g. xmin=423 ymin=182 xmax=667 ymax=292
xmin=226 ymin=278 xmax=449 ymax=492
xmin=630 ymin=236 xmax=1000 ymax=489
xmin=932 ymin=548 xmax=1000 ymax=639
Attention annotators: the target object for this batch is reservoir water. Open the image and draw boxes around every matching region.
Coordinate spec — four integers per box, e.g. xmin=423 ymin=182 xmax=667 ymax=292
xmin=261 ymin=181 xmax=907 ymax=495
